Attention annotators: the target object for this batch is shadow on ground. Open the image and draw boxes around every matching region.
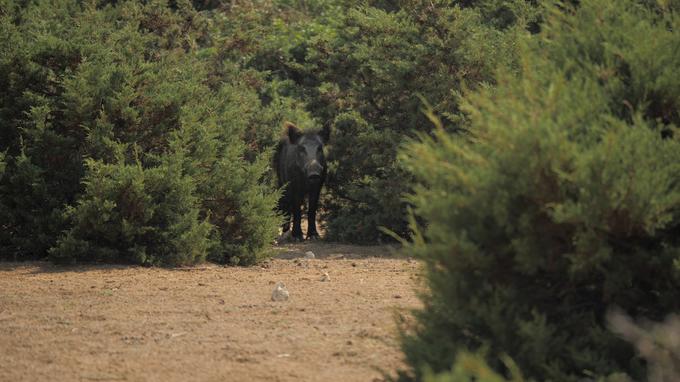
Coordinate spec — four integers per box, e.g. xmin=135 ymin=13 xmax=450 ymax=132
xmin=272 ymin=217 xmax=402 ymax=260
xmin=1 ymin=216 xmax=403 ymax=274
xmin=272 ymin=241 xmax=401 ymax=260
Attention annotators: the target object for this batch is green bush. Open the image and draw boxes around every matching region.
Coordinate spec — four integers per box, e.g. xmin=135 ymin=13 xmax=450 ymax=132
xmin=0 ymin=0 xmax=290 ymax=265
xmin=423 ymin=311 xmax=680 ymax=382
xmin=423 ymin=352 xmax=524 ymax=382
xmin=185 ymin=87 xmax=283 ymax=265
xmin=398 ymin=0 xmax=680 ymax=380
xmin=51 ymin=159 xmax=212 ymax=265
xmin=326 ymin=2 xmax=534 ymax=242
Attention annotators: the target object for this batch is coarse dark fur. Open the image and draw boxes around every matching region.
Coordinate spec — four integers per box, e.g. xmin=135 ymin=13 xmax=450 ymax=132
xmin=274 ymin=122 xmax=330 ymax=241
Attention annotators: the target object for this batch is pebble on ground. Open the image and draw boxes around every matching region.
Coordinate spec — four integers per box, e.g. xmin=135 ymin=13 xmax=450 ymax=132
xmin=271 ymin=282 xmax=289 ymax=301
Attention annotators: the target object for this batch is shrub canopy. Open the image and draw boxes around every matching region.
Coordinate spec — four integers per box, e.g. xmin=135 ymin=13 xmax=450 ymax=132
xmin=399 ymin=0 xmax=680 ymax=380
xmin=0 ymin=0 xmax=308 ymax=265
xmin=220 ymin=0 xmax=537 ymax=242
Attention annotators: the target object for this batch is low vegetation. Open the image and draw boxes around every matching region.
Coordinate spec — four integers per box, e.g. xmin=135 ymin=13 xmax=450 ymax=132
xmin=0 ymin=0 xmax=305 ymax=265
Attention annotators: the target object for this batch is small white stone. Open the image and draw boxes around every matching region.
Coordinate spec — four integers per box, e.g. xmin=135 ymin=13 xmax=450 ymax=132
xmin=320 ymin=272 xmax=331 ymax=282
xmin=304 ymin=251 xmax=315 ymax=259
xmin=271 ymin=282 xmax=289 ymax=302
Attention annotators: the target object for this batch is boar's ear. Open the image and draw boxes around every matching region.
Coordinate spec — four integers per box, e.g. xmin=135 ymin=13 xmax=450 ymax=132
xmin=320 ymin=122 xmax=331 ymax=144
xmin=284 ymin=122 xmax=302 ymax=144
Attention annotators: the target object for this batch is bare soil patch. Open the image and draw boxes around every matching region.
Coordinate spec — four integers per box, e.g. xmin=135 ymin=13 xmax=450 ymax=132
xmin=0 ymin=242 xmax=421 ymax=382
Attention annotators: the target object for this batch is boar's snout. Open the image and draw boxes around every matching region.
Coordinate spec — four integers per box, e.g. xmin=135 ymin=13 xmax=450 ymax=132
xmin=306 ymin=159 xmax=324 ymax=180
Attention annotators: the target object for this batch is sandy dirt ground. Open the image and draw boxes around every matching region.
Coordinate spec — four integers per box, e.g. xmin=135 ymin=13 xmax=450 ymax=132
xmin=0 ymin=242 xmax=422 ymax=382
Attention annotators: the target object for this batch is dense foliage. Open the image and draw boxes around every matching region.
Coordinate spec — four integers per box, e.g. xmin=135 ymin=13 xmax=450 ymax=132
xmin=399 ymin=0 xmax=680 ymax=380
xmin=215 ymin=0 xmax=538 ymax=241
xmin=423 ymin=312 xmax=680 ymax=382
xmin=317 ymin=2 xmax=530 ymax=242
xmin=0 ymin=0 xmax=307 ymax=265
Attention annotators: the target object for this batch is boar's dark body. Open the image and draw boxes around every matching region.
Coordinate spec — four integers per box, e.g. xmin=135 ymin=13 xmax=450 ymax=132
xmin=274 ymin=122 xmax=330 ymax=240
